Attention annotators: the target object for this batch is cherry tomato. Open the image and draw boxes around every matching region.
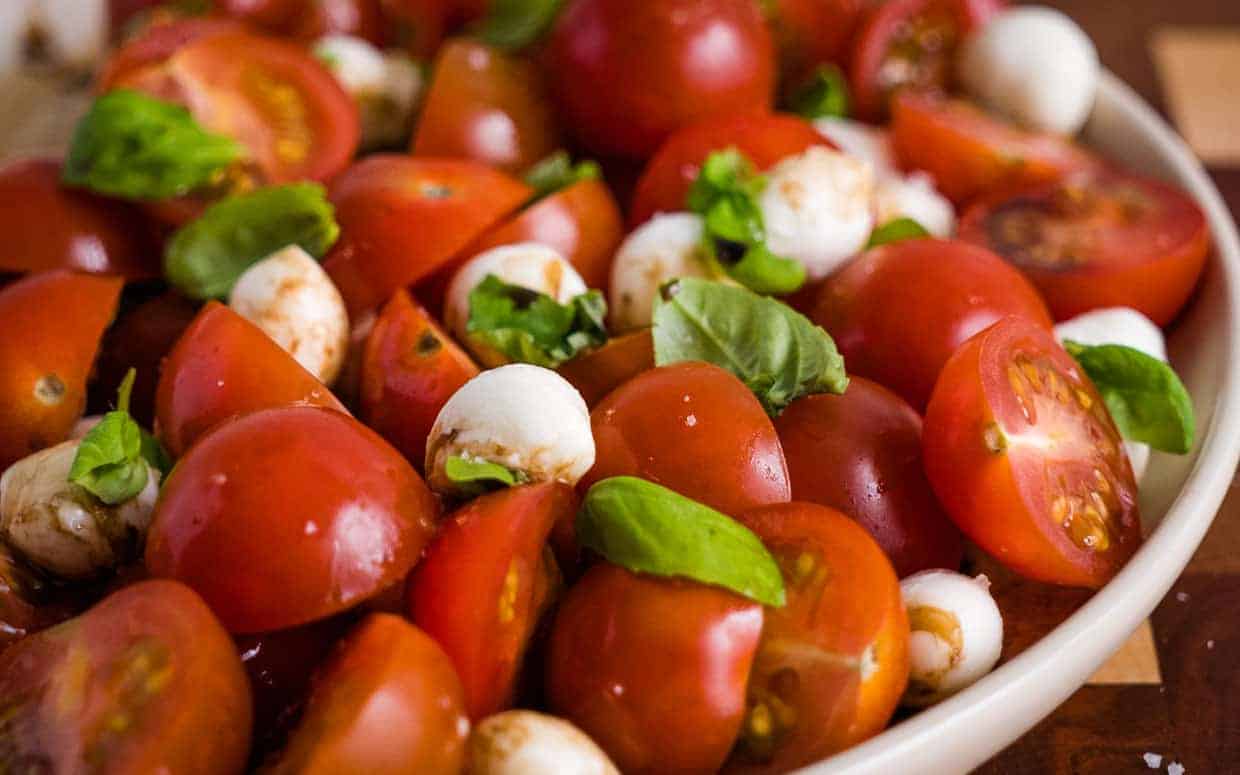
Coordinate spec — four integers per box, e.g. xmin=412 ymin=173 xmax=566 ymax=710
xmin=0 ymin=580 xmax=252 ymax=773
xmin=923 ymin=316 xmax=1142 ymax=588
xmin=557 ymin=329 xmax=654 ymax=407
xmin=767 ymin=0 xmax=867 ymax=83
xmin=216 ymin=0 xmax=385 ymax=44
xmin=155 ymin=302 xmax=346 ymax=458
xmin=959 ymin=167 xmax=1211 ymax=326
xmin=0 ymin=545 xmax=77 ymax=648
xmin=0 ymin=271 xmax=122 ymax=470
xmin=546 ymin=0 xmax=777 ymax=159
xmin=812 ymin=238 xmax=1053 ymax=410
xmin=409 ymin=482 xmax=575 ymax=719
xmin=546 ymin=564 xmax=764 ymax=774
xmin=727 ymin=502 xmax=908 ymax=772
xmin=379 ymin=0 xmax=450 ymax=58
xmin=582 ymin=362 xmax=791 ymax=517
xmin=774 ymin=378 xmax=964 ymax=577
xmin=98 ymin=17 xmax=250 ymax=90
xmin=264 ymin=614 xmax=469 ymax=774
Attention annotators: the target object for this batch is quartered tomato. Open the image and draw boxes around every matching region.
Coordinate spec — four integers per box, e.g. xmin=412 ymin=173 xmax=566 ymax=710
xmin=0 ymin=580 xmax=252 ymax=774
xmin=924 ymin=317 xmax=1142 ymax=587
xmin=959 ymin=167 xmax=1211 ymax=326
xmin=767 ymin=0 xmax=867 ymax=83
xmin=546 ymin=564 xmax=764 ymax=775
xmin=408 ymin=482 xmax=577 ymax=720
xmin=557 ymin=329 xmax=654 ymax=407
xmin=727 ymin=502 xmax=908 ymax=772
xmin=215 ymin=0 xmax=385 ymax=44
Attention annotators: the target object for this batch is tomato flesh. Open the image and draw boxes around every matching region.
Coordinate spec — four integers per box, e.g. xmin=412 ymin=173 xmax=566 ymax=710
xmin=556 ymin=329 xmax=654 ymax=408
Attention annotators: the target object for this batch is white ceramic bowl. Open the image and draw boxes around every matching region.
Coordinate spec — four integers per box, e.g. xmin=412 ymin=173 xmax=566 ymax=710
xmin=801 ymin=72 xmax=1240 ymax=774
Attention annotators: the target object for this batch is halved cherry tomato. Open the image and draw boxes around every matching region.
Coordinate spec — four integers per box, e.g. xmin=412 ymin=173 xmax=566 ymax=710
xmin=959 ymin=167 xmax=1211 ymax=326
xmin=767 ymin=0 xmax=867 ymax=83
xmin=155 ymin=302 xmax=346 ymax=458
xmin=923 ymin=316 xmax=1142 ymax=588
xmin=813 ymin=238 xmax=1052 ymax=410
xmin=727 ymin=502 xmax=908 ymax=772
xmin=556 ymin=329 xmax=654 ymax=407
xmin=408 ymin=482 xmax=576 ymax=720
xmin=0 ymin=271 xmax=122 ymax=470
xmin=216 ymin=0 xmax=385 ymax=44
xmin=582 ymin=362 xmax=791 ymax=517
xmin=97 ymin=17 xmax=250 ymax=90
xmin=774 ymin=378 xmax=964 ymax=577
xmin=147 ymin=406 xmax=440 ymax=632
xmin=546 ymin=563 xmax=764 ymax=775
xmin=0 ymin=580 xmax=252 ymax=773
xmin=264 ymin=614 xmax=469 ymax=774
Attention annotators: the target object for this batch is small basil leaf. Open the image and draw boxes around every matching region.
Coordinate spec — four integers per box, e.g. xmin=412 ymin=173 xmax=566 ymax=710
xmin=475 ymin=0 xmax=566 ymax=50
xmin=1064 ymin=341 xmax=1195 ymax=454
xmin=788 ymin=64 xmax=850 ymax=120
xmin=653 ymin=278 xmax=847 ymax=416
xmin=68 ymin=370 xmax=150 ymax=505
xmin=140 ymin=430 xmax=174 ymax=479
xmin=716 ymin=242 xmax=807 ymax=296
xmin=867 ymin=217 xmax=931 ymax=248
xmin=63 ymin=89 xmax=243 ymax=201
xmin=164 ymin=183 xmax=339 ymax=300
xmin=524 ymin=151 xmax=601 ymax=203
xmin=467 ymin=274 xmax=608 ymax=367
xmin=578 ymin=476 xmax=786 ymax=607
xmin=445 ymin=455 xmax=521 ymax=496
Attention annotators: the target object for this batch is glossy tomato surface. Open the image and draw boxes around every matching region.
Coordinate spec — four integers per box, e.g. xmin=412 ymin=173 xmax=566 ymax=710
xmin=557 ymin=329 xmax=654 ymax=407
xmin=767 ymin=0 xmax=867 ymax=83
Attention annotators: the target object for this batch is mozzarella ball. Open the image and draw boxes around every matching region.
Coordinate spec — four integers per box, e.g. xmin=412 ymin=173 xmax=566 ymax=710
xmin=608 ymin=212 xmax=713 ymax=332
xmin=229 ymin=245 xmax=350 ymax=385
xmin=814 ymin=117 xmax=899 ymax=178
xmin=71 ymin=415 xmax=103 ymax=440
xmin=314 ymin=35 xmax=424 ymax=149
xmin=958 ymin=6 xmax=1100 ymax=135
xmin=901 ymin=570 xmax=1003 ymax=707
xmin=468 ymin=711 xmax=619 ymax=775
xmin=759 ymin=147 xmax=876 ymax=281
xmin=0 ymin=441 xmax=159 ymax=579
xmin=425 ymin=364 xmax=595 ymax=496
xmin=874 ymin=172 xmax=957 ymax=238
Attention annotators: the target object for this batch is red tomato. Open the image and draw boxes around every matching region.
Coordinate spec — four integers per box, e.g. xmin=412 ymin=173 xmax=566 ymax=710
xmin=727 ymin=502 xmax=908 ymax=772
xmin=264 ymin=614 xmax=469 ymax=774
xmin=546 ymin=0 xmax=777 ymax=160
xmin=155 ymin=302 xmax=346 ymax=458
xmin=409 ymin=482 xmax=576 ymax=719
xmin=380 ymin=0 xmax=451 ymax=58
xmin=0 ymin=545 xmax=78 ymax=648
xmin=216 ymin=0 xmax=385 ymax=43
xmin=582 ymin=362 xmax=791 ymax=517
xmin=556 ymin=329 xmax=654 ymax=407
xmin=546 ymin=564 xmax=763 ymax=774
xmin=923 ymin=317 xmax=1142 ymax=587
xmin=98 ymin=17 xmax=250 ymax=89
xmin=360 ymin=289 xmax=478 ymax=467
xmin=813 ymin=238 xmax=1053 ymax=410
xmin=0 ymin=580 xmax=252 ymax=773
xmin=959 ymin=167 xmax=1211 ymax=326
xmin=767 ymin=0 xmax=867 ymax=82
xmin=0 ymin=271 xmax=122 ymax=470
xmin=147 ymin=406 xmax=440 ymax=632
xmin=774 ymin=378 xmax=964 ymax=577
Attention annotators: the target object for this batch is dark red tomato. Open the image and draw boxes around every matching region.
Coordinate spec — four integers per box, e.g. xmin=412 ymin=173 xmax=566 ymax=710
xmin=812 ymin=238 xmax=1053 ymax=410
xmin=546 ymin=0 xmax=777 ymax=160
xmin=557 ymin=329 xmax=654 ymax=407
xmin=264 ymin=614 xmax=469 ymax=774
xmin=409 ymin=482 xmax=576 ymax=720
xmin=0 ymin=271 xmax=122 ymax=470
xmin=147 ymin=406 xmax=440 ymax=632
xmin=546 ymin=564 xmax=763 ymax=774
xmin=582 ymin=362 xmax=791 ymax=517
xmin=380 ymin=0 xmax=451 ymax=58
xmin=360 ymin=289 xmax=478 ymax=467
xmin=0 ymin=580 xmax=252 ymax=773
xmin=774 ymin=378 xmax=963 ymax=577
xmin=155 ymin=302 xmax=346 ymax=458
xmin=630 ymin=112 xmax=828 ymax=227
xmin=727 ymin=503 xmax=908 ymax=772
xmin=216 ymin=0 xmax=385 ymax=44
xmin=959 ymin=167 xmax=1211 ymax=326
xmin=0 ymin=545 xmax=77 ymax=648
xmin=97 ymin=17 xmax=250 ymax=89
xmin=923 ymin=317 xmax=1142 ymax=588
xmin=767 ymin=0 xmax=867 ymax=82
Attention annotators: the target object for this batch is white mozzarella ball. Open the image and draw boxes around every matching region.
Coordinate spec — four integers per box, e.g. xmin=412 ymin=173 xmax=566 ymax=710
xmin=71 ymin=415 xmax=103 ymax=440
xmin=608 ymin=212 xmax=713 ymax=332
xmin=901 ymin=570 xmax=1004 ymax=707
xmin=28 ymin=0 xmax=106 ymax=70
xmin=229 ymin=245 xmax=350 ymax=386
xmin=468 ymin=711 xmax=619 ymax=775
xmin=958 ymin=6 xmax=1100 ymax=135
xmin=759 ymin=147 xmax=876 ymax=281
xmin=425 ymin=364 xmax=595 ymax=496
xmin=874 ymin=172 xmax=957 ymax=238
xmin=314 ymin=35 xmax=424 ymax=149
xmin=813 ymin=117 xmax=899 ymax=178
xmin=0 ymin=441 xmax=159 ymax=579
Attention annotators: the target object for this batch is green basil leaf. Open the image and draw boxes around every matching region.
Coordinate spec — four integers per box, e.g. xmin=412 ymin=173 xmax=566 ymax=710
xmin=63 ymin=89 xmax=243 ymax=201
xmin=467 ymin=274 xmax=608 ymax=367
xmin=714 ymin=241 xmax=807 ymax=296
xmin=475 ymin=0 xmax=566 ymax=50
xmin=523 ymin=151 xmax=601 ymax=203
xmin=68 ymin=370 xmax=150 ymax=505
xmin=653 ymin=278 xmax=847 ymax=416
xmin=788 ymin=64 xmax=850 ymax=120
xmin=867 ymin=217 xmax=930 ymax=248
xmin=140 ymin=430 xmax=174 ymax=479
xmin=578 ymin=477 xmax=785 ymax=606
xmin=1064 ymin=341 xmax=1195 ymax=454
xmin=444 ymin=455 xmax=521 ymax=496
xmin=164 ymin=183 xmax=339 ymax=300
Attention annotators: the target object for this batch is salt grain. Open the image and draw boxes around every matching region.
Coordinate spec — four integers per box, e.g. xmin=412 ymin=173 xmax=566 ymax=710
xmin=1143 ymin=753 xmax=1162 ymax=769
xmin=1207 ymin=640 xmax=1215 ymax=650
xmin=1168 ymin=762 xmax=1185 ymax=775
xmin=1175 ymin=591 xmax=1190 ymax=603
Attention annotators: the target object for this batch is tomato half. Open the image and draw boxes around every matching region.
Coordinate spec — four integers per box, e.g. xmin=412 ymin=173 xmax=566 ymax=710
xmin=97 ymin=17 xmax=250 ymax=90
xmin=959 ymin=167 xmax=1211 ymax=326
xmin=556 ymin=329 xmax=654 ymax=408
xmin=216 ymin=0 xmax=385 ymax=44
xmin=767 ymin=0 xmax=867 ymax=83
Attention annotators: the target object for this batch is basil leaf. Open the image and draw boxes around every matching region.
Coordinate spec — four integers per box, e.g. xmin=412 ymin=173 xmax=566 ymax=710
xmin=524 ymin=151 xmax=601 ymax=203
xmin=653 ymin=278 xmax=847 ymax=416
xmin=63 ymin=89 xmax=243 ymax=201
xmin=788 ymin=64 xmax=850 ymax=120
xmin=475 ymin=0 xmax=566 ymax=50
xmin=68 ymin=370 xmax=150 ymax=505
xmin=164 ymin=183 xmax=339 ymax=300
xmin=717 ymin=241 xmax=808 ymax=296
xmin=140 ymin=430 xmax=174 ymax=479
xmin=578 ymin=477 xmax=785 ymax=606
xmin=867 ymin=217 xmax=930 ymax=248
xmin=467 ymin=274 xmax=608 ymax=367
xmin=444 ymin=455 xmax=521 ymax=496
xmin=1064 ymin=341 xmax=1195 ymax=454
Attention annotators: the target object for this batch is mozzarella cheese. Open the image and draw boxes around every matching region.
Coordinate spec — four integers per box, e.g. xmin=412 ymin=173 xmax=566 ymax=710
xmin=468 ymin=711 xmax=619 ymax=775
xmin=609 ymin=212 xmax=714 ymax=332
xmin=901 ymin=570 xmax=1004 ymax=707
xmin=874 ymin=172 xmax=956 ymax=238
xmin=814 ymin=117 xmax=899 ymax=178
xmin=314 ymin=35 xmax=424 ymax=149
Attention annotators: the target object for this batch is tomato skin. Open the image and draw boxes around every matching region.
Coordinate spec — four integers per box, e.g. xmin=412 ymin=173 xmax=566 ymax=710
xmin=774 ymin=379 xmax=964 ymax=577
xmin=0 ymin=580 xmax=252 ymax=774
xmin=582 ymin=362 xmax=792 ymax=517
xmin=546 ymin=564 xmax=763 ymax=775
xmin=768 ymin=0 xmax=867 ymax=83
xmin=97 ymin=17 xmax=251 ymax=91
xmin=557 ymin=329 xmax=654 ymax=408
xmin=216 ymin=0 xmax=385 ymax=44
xmin=379 ymin=0 xmax=451 ymax=58
xmin=813 ymin=238 xmax=1053 ymax=410
xmin=546 ymin=0 xmax=777 ymax=160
